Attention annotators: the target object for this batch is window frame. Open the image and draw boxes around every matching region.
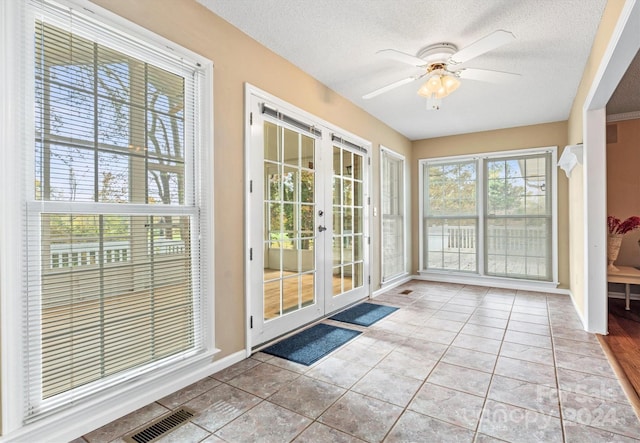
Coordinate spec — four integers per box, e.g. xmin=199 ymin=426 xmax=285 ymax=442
xmin=380 ymin=146 xmax=408 ymax=284
xmin=419 ymin=146 xmax=558 ymax=287
xmin=484 ymin=152 xmax=554 ymax=281
xmin=422 ymin=158 xmax=480 ymax=274
xmin=1 ymin=0 xmax=215 ymax=439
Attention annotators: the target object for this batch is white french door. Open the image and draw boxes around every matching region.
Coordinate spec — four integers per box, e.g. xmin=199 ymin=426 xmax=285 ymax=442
xmin=247 ymin=91 xmax=369 ymax=346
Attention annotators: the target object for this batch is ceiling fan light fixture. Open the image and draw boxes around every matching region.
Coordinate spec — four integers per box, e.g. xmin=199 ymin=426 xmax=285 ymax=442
xmin=441 ymin=74 xmax=460 ymax=95
xmin=417 ymin=71 xmax=460 ymax=100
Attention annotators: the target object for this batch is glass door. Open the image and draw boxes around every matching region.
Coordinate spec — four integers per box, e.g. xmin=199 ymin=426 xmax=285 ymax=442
xmin=326 ymin=143 xmax=368 ymax=313
xmin=251 ymin=114 xmax=323 ymax=344
xmin=263 ymin=120 xmax=318 ymax=318
xmin=248 ymin=94 xmax=369 ymax=346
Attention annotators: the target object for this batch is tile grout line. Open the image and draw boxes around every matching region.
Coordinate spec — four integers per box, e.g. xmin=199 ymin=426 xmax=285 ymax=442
xmin=547 ymin=294 xmax=567 ymax=443
xmin=471 ymin=288 xmax=512 ymax=441
xmin=96 ymin=283 xmax=640 ymax=443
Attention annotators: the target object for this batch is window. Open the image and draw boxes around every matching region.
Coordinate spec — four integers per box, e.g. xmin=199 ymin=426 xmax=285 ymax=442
xmin=421 ymin=148 xmax=556 ymax=283
xmin=17 ymin=1 xmax=213 ymax=420
xmin=381 ymin=147 xmax=406 ymax=282
xmin=485 ymin=154 xmax=552 ymax=280
xmin=423 ymin=160 xmax=478 ymax=273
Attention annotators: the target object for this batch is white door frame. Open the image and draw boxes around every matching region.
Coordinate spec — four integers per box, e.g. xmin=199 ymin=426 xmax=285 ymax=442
xmin=583 ymin=0 xmax=639 ymax=333
xmin=243 ymin=84 xmax=371 ymax=350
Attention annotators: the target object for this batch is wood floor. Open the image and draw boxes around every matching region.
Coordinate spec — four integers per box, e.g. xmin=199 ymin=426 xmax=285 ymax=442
xmin=602 ymin=298 xmax=640 ymax=397
xmin=262 ymin=270 xmax=351 ymax=320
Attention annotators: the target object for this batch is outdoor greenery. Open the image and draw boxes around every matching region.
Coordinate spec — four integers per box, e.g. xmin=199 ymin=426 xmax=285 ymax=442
xmin=427 ymin=157 xmax=547 ymax=218
xmin=36 ymin=21 xmax=186 ymax=243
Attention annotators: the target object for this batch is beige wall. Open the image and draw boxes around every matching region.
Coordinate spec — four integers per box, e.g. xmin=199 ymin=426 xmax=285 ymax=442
xmin=88 ymin=0 xmax=411 ymax=358
xmin=607 ymin=118 xmax=640 ymax=266
xmin=566 ymin=0 xmax=628 ymax=313
xmin=411 ymin=121 xmax=570 ymax=287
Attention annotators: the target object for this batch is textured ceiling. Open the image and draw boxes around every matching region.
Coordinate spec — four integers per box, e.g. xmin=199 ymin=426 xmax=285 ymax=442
xmin=608 ymin=48 xmax=640 ymax=116
xmin=199 ymin=0 xmax=609 ymax=140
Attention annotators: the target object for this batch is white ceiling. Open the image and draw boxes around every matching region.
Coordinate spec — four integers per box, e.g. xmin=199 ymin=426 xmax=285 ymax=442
xmin=199 ymin=0 xmax=609 ymax=141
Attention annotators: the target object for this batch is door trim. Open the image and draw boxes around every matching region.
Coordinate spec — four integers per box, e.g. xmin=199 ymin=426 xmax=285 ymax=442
xmin=244 ymin=83 xmax=372 ymax=349
xmin=582 ymin=0 xmax=639 ymax=334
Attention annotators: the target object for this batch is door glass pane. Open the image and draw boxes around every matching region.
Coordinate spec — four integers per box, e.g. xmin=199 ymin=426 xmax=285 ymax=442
xmin=263 ymin=122 xmax=316 ymax=320
xmin=301 ymin=273 xmax=314 ymax=307
xmin=301 ymin=136 xmax=314 ymax=170
xmin=332 ymin=145 xmax=365 ymax=296
xmin=332 ymin=266 xmax=341 ymax=296
xmin=264 ymin=121 xmax=279 ymax=161
xmin=333 ymin=147 xmax=341 ymax=175
xmin=353 ymin=154 xmax=363 ymax=180
xmin=265 ymin=163 xmax=280 ymax=201
xmin=283 ymin=128 xmax=299 ymax=166
xmin=282 ymin=276 xmax=300 ymax=314
xmin=263 ymin=279 xmax=281 ymax=320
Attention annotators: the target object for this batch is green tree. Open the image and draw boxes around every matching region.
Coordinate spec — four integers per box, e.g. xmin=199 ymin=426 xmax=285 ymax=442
xmin=426 ymin=162 xmax=477 ymax=216
xmin=486 ymin=160 xmax=524 ymax=215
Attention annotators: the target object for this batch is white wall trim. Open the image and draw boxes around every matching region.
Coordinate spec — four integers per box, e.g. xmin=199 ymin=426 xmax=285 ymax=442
xmin=583 ymin=108 xmax=608 ymax=334
xmin=567 ymin=288 xmax=586 ymax=329
xmin=1 ymin=0 xmax=26 ymax=434
xmin=582 ymin=0 xmax=640 ymax=334
xmin=0 ymin=350 xmax=244 ymax=443
xmin=415 ymin=272 xmax=568 ymax=295
xmin=606 ymin=111 xmax=640 ymax=122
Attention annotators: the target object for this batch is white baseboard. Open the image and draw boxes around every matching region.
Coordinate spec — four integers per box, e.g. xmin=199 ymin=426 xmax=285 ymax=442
xmin=566 ymin=289 xmax=588 ymax=330
xmin=414 ymin=272 xmax=570 ymax=295
xmin=372 ymin=274 xmax=412 ymax=298
xmin=1 ymin=350 xmax=246 ymax=443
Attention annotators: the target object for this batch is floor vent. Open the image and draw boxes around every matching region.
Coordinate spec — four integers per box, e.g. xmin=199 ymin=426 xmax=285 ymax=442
xmin=124 ymin=407 xmax=195 ymax=443
xmin=400 ymin=289 xmax=413 ymax=295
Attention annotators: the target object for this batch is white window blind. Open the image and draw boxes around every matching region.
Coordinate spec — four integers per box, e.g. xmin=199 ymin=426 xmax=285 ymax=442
xmin=25 ymin=0 xmax=208 ymax=419
xmin=424 ymin=160 xmax=479 ymax=272
xmin=381 ymin=148 xmax=405 ymax=282
xmin=421 ymin=149 xmax=555 ymax=282
xmin=485 ymin=153 xmax=552 ymax=280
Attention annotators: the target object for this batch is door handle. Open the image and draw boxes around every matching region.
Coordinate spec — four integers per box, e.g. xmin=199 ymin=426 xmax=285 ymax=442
xmin=318 ymin=225 xmax=327 ymax=232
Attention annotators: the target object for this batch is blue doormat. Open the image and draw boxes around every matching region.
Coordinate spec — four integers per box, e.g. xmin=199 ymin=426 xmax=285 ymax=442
xmin=262 ymin=323 xmax=361 ymax=366
xmin=329 ymin=302 xmax=398 ymax=327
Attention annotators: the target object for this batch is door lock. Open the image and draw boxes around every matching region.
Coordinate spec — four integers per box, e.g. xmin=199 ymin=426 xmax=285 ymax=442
xmin=318 ymin=225 xmax=327 ymax=232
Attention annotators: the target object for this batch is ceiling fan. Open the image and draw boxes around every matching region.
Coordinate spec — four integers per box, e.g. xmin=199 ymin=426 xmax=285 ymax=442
xmin=363 ymin=30 xmax=520 ymax=110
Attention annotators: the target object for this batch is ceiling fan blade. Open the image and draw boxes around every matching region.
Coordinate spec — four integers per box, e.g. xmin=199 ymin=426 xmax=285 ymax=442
xmin=449 ymin=30 xmax=515 ymax=65
xmin=376 ymin=49 xmax=427 ymax=67
xmin=457 ymin=68 xmax=520 ymax=83
xmin=362 ymin=75 xmax=421 ymax=99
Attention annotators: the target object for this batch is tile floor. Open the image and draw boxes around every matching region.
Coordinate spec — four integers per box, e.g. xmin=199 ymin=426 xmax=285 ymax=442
xmin=77 ymin=281 xmax=640 ymax=443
